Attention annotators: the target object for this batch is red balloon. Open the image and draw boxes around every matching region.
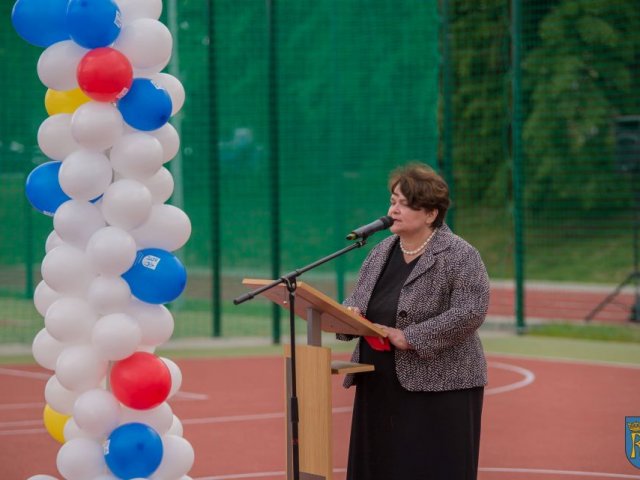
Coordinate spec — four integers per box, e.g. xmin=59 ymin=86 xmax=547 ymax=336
xmin=77 ymin=47 xmax=133 ymax=102
xmin=110 ymin=352 xmax=171 ymax=409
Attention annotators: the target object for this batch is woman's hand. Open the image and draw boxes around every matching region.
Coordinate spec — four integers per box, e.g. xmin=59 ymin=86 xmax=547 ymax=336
xmin=346 ymin=306 xmax=362 ymax=316
xmin=375 ymin=324 xmax=412 ymax=350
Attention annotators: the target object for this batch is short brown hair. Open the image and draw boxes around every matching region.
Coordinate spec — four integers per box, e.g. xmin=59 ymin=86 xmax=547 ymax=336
xmin=388 ymin=163 xmax=450 ymax=228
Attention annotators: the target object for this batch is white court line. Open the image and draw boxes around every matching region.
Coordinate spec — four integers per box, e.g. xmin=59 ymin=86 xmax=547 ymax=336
xmin=182 ymin=406 xmax=353 ymax=426
xmin=0 ymin=402 xmax=43 ymax=410
xmin=0 ymin=428 xmax=45 ymax=436
xmin=0 ymin=419 xmax=42 ymax=427
xmin=0 ymin=367 xmax=50 ymax=380
xmin=173 ymin=391 xmax=210 ymax=401
xmin=486 ymin=361 xmax=535 ymax=395
xmin=183 ymin=412 xmax=283 ymax=425
xmin=195 ymin=468 xmax=640 ymax=480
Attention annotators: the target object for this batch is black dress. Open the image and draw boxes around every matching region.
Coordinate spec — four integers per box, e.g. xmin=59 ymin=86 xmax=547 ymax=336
xmin=346 ymin=240 xmax=483 ymax=480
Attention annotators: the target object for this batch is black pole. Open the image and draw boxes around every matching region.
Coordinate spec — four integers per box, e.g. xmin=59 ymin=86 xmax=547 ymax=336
xmin=440 ymin=0 xmax=455 ymax=232
xmin=24 ymin=170 xmax=33 ymax=300
xmin=633 ymin=197 xmax=640 ymax=322
xmin=266 ymin=0 xmax=282 ymax=344
xmin=283 ymin=276 xmax=300 ymax=480
xmin=207 ymin=0 xmax=222 ymax=336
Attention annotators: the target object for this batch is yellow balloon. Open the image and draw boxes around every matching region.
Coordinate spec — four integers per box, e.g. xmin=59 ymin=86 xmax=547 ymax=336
xmin=45 ymin=88 xmax=91 ymax=115
xmin=43 ymin=404 xmax=70 ymax=444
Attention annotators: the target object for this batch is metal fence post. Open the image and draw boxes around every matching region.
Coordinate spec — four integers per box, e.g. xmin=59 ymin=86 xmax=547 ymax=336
xmin=511 ymin=0 xmax=526 ymax=333
xmin=267 ymin=0 xmax=282 ymax=344
xmin=207 ymin=0 xmax=222 ymax=337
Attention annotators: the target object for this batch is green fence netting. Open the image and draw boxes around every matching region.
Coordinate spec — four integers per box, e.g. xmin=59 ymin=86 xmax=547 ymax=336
xmin=1 ymin=0 xmax=638 ymax=345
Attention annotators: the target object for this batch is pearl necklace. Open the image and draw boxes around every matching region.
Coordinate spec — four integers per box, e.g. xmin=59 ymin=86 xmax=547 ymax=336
xmin=400 ymin=229 xmax=437 ymax=256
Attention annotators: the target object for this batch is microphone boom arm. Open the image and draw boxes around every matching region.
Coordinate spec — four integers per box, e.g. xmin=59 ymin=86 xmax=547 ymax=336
xmin=233 ymin=237 xmax=367 ymax=305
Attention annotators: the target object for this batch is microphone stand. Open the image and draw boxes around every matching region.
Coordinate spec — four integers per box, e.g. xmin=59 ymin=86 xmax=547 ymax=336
xmin=233 ymin=237 xmax=369 ymax=480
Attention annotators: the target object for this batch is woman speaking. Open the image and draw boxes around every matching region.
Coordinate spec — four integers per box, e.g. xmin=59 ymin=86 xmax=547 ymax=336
xmin=341 ymin=162 xmax=490 ymax=480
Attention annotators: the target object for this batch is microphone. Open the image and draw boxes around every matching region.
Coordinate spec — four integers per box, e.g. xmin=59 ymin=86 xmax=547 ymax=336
xmin=346 ymin=216 xmax=394 ymax=240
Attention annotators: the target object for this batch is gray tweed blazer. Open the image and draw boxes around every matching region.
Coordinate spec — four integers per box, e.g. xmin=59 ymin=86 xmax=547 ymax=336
xmin=340 ymin=224 xmax=489 ymax=391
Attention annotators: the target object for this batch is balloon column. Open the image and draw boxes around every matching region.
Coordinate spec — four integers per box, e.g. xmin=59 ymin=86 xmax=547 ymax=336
xmin=13 ymin=0 xmax=193 ymax=478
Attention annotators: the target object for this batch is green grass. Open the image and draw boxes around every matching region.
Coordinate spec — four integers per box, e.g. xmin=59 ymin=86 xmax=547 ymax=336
xmin=455 ymin=207 xmax=633 ymax=283
xmin=526 ymin=322 xmax=640 ymax=343
xmin=480 ymin=333 xmax=640 ymax=365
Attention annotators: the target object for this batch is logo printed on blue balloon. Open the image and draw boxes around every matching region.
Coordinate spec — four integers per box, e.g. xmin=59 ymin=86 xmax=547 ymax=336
xmin=122 ymin=248 xmax=186 ymax=304
xmin=105 ymin=422 xmax=163 ymax=479
xmin=66 ymin=0 xmax=122 ymax=49
xmin=142 ymin=255 xmax=161 ymax=270
xmin=11 ymin=0 xmax=70 ymax=48
xmin=117 ymin=78 xmax=173 ymax=131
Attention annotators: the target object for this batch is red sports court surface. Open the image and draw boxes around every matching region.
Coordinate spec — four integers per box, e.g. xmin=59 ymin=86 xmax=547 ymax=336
xmin=1 ymin=352 xmax=640 ymax=480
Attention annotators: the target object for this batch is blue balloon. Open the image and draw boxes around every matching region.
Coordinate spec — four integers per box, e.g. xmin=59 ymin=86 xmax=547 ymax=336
xmin=122 ymin=248 xmax=187 ymax=304
xmin=11 ymin=0 xmax=70 ymax=47
xmin=117 ymin=79 xmax=173 ymax=131
xmin=25 ymin=161 xmax=71 ymax=216
xmin=105 ymin=422 xmax=163 ymax=479
xmin=66 ymin=0 xmax=121 ymax=49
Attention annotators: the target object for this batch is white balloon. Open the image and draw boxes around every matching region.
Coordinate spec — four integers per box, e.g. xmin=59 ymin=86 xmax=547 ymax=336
xmin=37 ymin=41 xmax=87 ymax=91
xmin=27 ymin=475 xmax=60 ymax=480
xmin=141 ymin=166 xmax=174 ymax=204
xmin=73 ymin=388 xmax=121 ymax=438
xmin=71 ymin=102 xmax=123 ymax=151
xmin=101 ymin=179 xmax=152 ymax=229
xmin=86 ymin=227 xmax=137 ymax=276
xmin=45 ymin=375 xmax=79 ymax=415
xmin=119 ymin=402 xmax=173 ymax=435
xmin=149 ymin=435 xmax=194 ymax=480
xmin=32 ymin=328 xmax=66 ymax=370
xmin=110 ymin=132 xmax=164 ymax=180
xmin=56 ymin=438 xmax=107 ymax=480
xmin=126 ymin=298 xmax=174 ymax=347
xmin=148 ymin=123 xmax=180 ymax=163
xmin=87 ymin=275 xmax=131 ymax=315
xmin=53 ymin=200 xmax=106 ymax=249
xmin=130 ymin=204 xmax=191 ymax=251
xmin=167 ymin=414 xmax=183 ymax=437
xmin=34 ymin=280 xmax=63 ymax=317
xmin=37 ymin=114 xmax=80 ymax=161
xmin=151 ymin=73 xmax=185 ymax=116
xmin=45 ymin=231 xmax=65 ymax=253
xmin=160 ymin=357 xmax=182 ymax=398
xmin=55 ymin=345 xmax=108 ymax=392
xmin=59 ymin=150 xmax=113 ymax=201
xmin=114 ymin=19 xmax=172 ymax=72
xmin=41 ymin=245 xmax=94 ymax=295
xmin=92 ymin=313 xmax=142 ymax=361
xmin=63 ymin=417 xmax=101 ymax=442
xmin=45 ymin=297 xmax=97 ymax=343
xmin=116 ymin=0 xmax=162 ymax=24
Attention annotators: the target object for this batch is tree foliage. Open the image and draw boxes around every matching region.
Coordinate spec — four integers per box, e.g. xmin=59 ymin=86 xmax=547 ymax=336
xmin=522 ymin=0 xmax=640 ymax=212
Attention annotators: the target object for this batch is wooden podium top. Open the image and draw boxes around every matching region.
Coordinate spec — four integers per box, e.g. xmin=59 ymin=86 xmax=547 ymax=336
xmin=242 ymin=278 xmax=387 ymax=338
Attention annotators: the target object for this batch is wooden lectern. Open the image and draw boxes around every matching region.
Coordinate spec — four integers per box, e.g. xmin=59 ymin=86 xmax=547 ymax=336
xmin=242 ymin=279 xmax=387 ymax=480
